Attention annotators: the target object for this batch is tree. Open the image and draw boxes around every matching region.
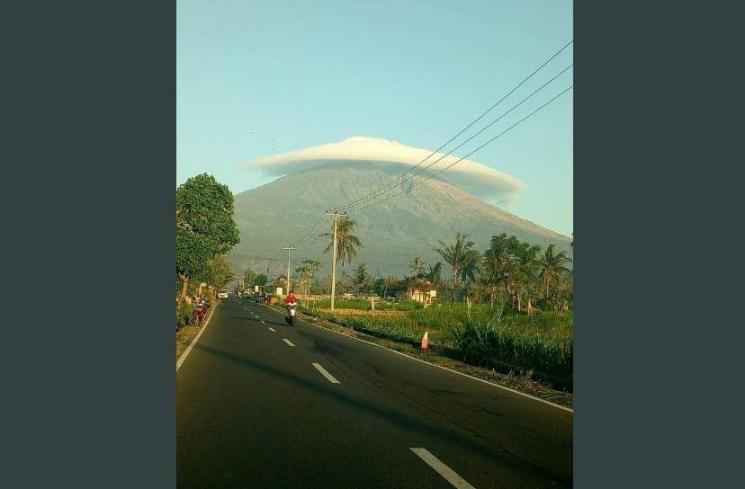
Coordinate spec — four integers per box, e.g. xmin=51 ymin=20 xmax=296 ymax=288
xmin=483 ymin=234 xmax=540 ymax=311
xmin=479 ymin=250 xmax=502 ymax=307
xmin=254 ymin=274 xmax=268 ymax=286
xmin=321 ymin=217 xmax=362 ymax=270
xmin=425 ymin=262 xmax=443 ymax=287
xmin=409 ymin=257 xmax=426 ymax=278
xmin=460 ymin=250 xmax=481 ymax=285
xmin=434 ymin=232 xmax=477 ymax=288
xmin=176 ymin=174 xmax=240 ymax=302
xmin=348 ymin=263 xmax=372 ymax=295
xmin=295 ymin=259 xmax=320 ymax=297
xmin=537 ymin=244 xmax=573 ymax=299
xmin=195 ymin=254 xmax=234 ymax=294
xmin=243 ymin=268 xmax=258 ymax=288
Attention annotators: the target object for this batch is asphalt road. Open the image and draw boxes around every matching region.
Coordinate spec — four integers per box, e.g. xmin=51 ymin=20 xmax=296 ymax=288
xmin=177 ymin=298 xmax=573 ymax=488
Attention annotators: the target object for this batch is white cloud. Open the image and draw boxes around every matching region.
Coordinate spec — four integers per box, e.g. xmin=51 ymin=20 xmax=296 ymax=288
xmin=244 ymin=136 xmax=525 ymax=204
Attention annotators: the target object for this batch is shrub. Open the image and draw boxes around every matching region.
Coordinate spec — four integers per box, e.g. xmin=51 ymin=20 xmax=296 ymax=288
xmin=177 ymin=303 xmax=196 ymax=328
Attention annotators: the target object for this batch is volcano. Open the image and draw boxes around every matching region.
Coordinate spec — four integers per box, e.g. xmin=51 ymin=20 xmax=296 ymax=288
xmin=230 ymin=162 xmax=571 ymax=279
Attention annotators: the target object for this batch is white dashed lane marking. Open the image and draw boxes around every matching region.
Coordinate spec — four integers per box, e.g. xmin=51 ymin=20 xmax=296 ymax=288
xmin=410 ymin=448 xmax=476 ymax=489
xmin=312 ymin=363 xmax=341 ymax=384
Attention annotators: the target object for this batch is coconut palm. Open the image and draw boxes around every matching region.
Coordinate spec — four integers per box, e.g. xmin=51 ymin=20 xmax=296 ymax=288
xmin=321 ymin=218 xmax=362 ymax=268
xmin=409 ymin=257 xmax=426 ymax=278
xmin=537 ymin=244 xmax=572 ymax=299
xmin=425 ymin=262 xmax=443 ymax=286
xmin=434 ymin=232 xmax=477 ymax=287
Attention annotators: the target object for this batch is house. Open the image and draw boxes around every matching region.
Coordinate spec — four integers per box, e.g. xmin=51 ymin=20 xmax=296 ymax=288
xmin=410 ymin=288 xmax=437 ymax=305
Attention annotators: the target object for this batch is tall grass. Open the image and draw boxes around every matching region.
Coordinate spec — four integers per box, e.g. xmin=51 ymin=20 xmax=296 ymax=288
xmin=307 ymin=301 xmax=573 ymax=389
xmin=303 ymin=298 xmax=423 ymax=312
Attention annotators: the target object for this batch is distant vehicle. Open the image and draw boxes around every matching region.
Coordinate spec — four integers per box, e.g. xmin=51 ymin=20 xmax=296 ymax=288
xmin=217 ymin=291 xmax=228 ymax=299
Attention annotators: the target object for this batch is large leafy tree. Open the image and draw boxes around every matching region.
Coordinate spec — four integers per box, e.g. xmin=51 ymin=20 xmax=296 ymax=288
xmin=321 ymin=217 xmax=362 ymax=269
xmin=537 ymin=244 xmax=573 ymax=299
xmin=195 ymin=254 xmax=234 ymax=293
xmin=176 ymin=173 xmax=240 ymax=302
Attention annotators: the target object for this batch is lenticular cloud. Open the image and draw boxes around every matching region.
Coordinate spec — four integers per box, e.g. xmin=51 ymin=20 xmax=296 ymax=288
xmin=244 ymin=136 xmax=525 ymax=204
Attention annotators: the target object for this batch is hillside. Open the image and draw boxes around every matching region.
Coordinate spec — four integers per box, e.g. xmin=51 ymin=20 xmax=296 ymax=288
xmin=230 ymin=164 xmax=571 ymax=278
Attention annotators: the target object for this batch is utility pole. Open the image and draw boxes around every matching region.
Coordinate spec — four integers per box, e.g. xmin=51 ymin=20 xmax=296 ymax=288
xmin=325 ymin=210 xmax=347 ymax=312
xmin=266 ymin=259 xmax=270 ymax=278
xmin=283 ymin=246 xmax=295 ymax=295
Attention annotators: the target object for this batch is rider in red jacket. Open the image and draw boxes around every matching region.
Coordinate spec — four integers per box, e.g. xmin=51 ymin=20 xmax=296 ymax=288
xmin=284 ymin=290 xmax=297 ymax=306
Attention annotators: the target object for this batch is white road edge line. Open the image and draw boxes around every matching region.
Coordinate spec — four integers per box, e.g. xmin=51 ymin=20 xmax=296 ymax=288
xmin=291 ymin=308 xmax=573 ymax=413
xmin=268 ymin=327 xmax=276 ymax=332
xmin=410 ymin=448 xmax=476 ymax=489
xmin=256 ymin=302 xmax=572 ymax=413
xmin=176 ymin=302 xmax=219 ymax=372
xmin=312 ymin=363 xmax=341 ymax=384
xmin=282 ymin=338 xmax=295 ymax=347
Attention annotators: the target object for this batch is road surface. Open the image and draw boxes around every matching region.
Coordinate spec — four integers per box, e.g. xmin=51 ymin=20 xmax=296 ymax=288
xmin=177 ymin=298 xmax=572 ymax=488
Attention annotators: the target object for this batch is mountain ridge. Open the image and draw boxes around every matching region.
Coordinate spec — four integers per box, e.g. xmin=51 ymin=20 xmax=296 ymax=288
xmin=229 ymin=164 xmax=570 ymax=278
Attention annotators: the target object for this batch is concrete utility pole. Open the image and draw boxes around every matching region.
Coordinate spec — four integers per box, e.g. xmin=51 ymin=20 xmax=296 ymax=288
xmin=283 ymin=247 xmax=295 ymax=295
xmin=325 ymin=210 xmax=347 ymax=312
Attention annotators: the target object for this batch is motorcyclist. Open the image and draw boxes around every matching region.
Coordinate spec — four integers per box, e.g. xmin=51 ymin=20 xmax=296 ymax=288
xmin=284 ymin=290 xmax=298 ymax=324
xmin=285 ymin=290 xmax=297 ymax=308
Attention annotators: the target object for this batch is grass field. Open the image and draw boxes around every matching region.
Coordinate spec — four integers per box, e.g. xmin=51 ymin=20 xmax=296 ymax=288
xmin=302 ymin=301 xmax=573 ymax=390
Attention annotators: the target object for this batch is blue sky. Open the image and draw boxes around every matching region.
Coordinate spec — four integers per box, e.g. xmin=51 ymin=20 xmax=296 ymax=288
xmin=177 ymin=0 xmax=573 ymax=236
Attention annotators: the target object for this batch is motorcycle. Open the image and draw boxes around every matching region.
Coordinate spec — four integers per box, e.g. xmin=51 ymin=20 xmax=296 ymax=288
xmin=285 ymin=302 xmax=297 ymax=326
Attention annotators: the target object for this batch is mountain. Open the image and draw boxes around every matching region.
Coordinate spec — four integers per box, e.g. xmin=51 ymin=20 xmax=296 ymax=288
xmin=230 ymin=164 xmax=571 ymax=279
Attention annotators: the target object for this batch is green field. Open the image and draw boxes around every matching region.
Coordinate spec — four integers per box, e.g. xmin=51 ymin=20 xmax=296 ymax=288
xmin=303 ymin=301 xmax=573 ymax=390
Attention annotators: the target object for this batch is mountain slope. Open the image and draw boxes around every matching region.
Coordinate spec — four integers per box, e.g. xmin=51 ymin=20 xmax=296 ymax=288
xmin=230 ymin=164 xmax=571 ymax=278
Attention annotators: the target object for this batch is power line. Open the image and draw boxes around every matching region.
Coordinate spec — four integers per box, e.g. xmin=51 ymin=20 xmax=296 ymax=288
xmin=287 ymin=40 xmax=573 ymax=245
xmin=342 ymin=63 xmax=573 ymax=211
xmin=353 ymin=84 xmax=573 ymax=211
xmin=334 ymin=40 xmax=573 ymax=211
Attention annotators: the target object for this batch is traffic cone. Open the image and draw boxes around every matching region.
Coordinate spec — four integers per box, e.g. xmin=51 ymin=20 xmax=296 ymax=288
xmin=421 ymin=331 xmax=429 ymax=349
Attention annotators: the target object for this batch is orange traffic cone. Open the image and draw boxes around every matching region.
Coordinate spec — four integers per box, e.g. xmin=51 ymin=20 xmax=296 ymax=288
xmin=421 ymin=331 xmax=429 ymax=349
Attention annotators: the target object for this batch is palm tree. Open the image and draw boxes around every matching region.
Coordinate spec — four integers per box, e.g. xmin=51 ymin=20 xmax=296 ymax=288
xmin=409 ymin=257 xmax=426 ymax=278
xmin=434 ymin=232 xmax=478 ymax=295
xmin=480 ymin=250 xmax=502 ymax=307
xmin=321 ymin=218 xmax=362 ymax=269
xmin=425 ymin=262 xmax=443 ymax=287
xmin=537 ymin=244 xmax=572 ymax=299
xmin=460 ymin=250 xmax=480 ymax=285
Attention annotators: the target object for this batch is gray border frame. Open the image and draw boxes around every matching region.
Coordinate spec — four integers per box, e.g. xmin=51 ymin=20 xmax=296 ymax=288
xmin=575 ymin=1 xmax=744 ymax=487
xmin=2 ymin=1 xmax=175 ymax=487
xmin=3 ymin=1 xmax=743 ymax=487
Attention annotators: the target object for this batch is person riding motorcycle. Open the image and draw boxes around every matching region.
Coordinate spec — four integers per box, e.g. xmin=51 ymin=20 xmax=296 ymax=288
xmin=284 ymin=290 xmax=298 ymax=325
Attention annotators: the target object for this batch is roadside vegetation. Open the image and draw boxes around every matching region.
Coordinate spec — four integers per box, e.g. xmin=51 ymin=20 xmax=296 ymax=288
xmin=175 ymin=173 xmax=240 ymax=356
xmin=238 ymin=217 xmax=574 ymax=393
